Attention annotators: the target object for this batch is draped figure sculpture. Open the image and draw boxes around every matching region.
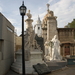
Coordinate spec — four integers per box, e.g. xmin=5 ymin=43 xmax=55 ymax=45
xmin=49 ymin=35 xmax=62 ymax=60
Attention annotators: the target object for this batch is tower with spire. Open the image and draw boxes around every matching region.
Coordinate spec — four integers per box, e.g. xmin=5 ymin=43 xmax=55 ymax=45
xmin=34 ymin=15 xmax=42 ymax=37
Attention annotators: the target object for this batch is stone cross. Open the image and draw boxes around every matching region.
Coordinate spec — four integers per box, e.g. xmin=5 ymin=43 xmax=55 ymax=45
xmin=47 ymin=4 xmax=50 ymax=12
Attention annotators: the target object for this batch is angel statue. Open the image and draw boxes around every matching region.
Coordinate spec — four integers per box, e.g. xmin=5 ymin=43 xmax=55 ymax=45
xmin=49 ymin=35 xmax=62 ymax=60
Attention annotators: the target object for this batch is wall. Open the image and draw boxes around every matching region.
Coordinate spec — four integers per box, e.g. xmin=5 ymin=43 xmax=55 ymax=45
xmin=0 ymin=13 xmax=14 ymax=75
xmin=15 ymin=36 xmax=22 ymax=51
xmin=58 ymin=28 xmax=75 ymax=57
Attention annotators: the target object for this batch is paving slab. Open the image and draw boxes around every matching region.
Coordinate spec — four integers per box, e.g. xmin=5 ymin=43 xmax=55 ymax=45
xmin=33 ymin=63 xmax=51 ymax=75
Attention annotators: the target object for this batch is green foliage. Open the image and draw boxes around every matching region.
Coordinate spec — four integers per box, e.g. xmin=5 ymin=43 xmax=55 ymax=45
xmin=64 ymin=19 xmax=75 ymax=39
xmin=65 ymin=19 xmax=75 ymax=28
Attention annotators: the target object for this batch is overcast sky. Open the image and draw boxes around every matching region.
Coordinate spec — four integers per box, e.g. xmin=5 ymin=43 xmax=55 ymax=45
xmin=0 ymin=0 xmax=75 ymax=35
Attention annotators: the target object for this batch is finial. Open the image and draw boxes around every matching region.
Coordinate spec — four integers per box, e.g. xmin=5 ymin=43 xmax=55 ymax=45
xmin=38 ymin=15 xmax=40 ymax=21
xmin=47 ymin=4 xmax=50 ymax=12
xmin=38 ymin=15 xmax=39 ymax=19
xmin=28 ymin=10 xmax=30 ymax=13
xmin=22 ymin=1 xmax=24 ymax=6
xmin=38 ymin=15 xmax=39 ymax=18
xmin=26 ymin=10 xmax=32 ymax=19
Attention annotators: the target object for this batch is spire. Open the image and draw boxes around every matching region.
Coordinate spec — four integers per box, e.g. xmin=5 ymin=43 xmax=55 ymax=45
xmin=38 ymin=15 xmax=40 ymax=21
xmin=37 ymin=15 xmax=41 ymax=24
xmin=47 ymin=4 xmax=50 ymax=12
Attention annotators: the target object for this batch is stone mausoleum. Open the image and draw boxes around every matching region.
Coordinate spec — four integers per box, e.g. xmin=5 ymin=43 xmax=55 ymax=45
xmin=0 ymin=13 xmax=14 ymax=75
xmin=34 ymin=4 xmax=75 ymax=58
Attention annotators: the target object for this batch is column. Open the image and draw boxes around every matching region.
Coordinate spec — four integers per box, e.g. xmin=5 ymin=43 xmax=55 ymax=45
xmin=60 ymin=46 xmax=63 ymax=56
xmin=70 ymin=46 xmax=72 ymax=56
xmin=25 ymin=19 xmax=33 ymax=32
xmin=63 ymin=46 xmax=65 ymax=57
xmin=74 ymin=46 xmax=75 ymax=55
xmin=47 ymin=20 xmax=50 ymax=41
xmin=73 ymin=46 xmax=74 ymax=55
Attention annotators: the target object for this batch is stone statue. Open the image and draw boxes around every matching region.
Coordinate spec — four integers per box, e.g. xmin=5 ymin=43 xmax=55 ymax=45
xmin=26 ymin=10 xmax=32 ymax=19
xmin=49 ymin=35 xmax=62 ymax=60
xmin=44 ymin=35 xmax=62 ymax=61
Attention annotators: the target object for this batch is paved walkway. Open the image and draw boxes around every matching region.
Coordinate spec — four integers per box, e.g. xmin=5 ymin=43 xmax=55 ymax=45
xmin=6 ymin=70 xmax=22 ymax=75
xmin=6 ymin=60 xmax=75 ymax=75
xmin=46 ymin=60 xmax=67 ymax=71
xmin=46 ymin=66 xmax=75 ymax=75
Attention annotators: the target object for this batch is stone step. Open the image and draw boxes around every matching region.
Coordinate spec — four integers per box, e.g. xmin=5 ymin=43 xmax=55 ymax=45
xmin=11 ymin=65 xmax=22 ymax=74
xmin=11 ymin=63 xmax=37 ymax=74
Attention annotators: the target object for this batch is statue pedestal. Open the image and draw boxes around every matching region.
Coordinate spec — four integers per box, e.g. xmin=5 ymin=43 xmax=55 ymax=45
xmin=30 ymin=49 xmax=44 ymax=65
xmin=11 ymin=50 xmax=44 ymax=74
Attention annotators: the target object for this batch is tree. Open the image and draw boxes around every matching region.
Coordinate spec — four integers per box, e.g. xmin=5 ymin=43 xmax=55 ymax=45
xmin=64 ymin=19 xmax=75 ymax=28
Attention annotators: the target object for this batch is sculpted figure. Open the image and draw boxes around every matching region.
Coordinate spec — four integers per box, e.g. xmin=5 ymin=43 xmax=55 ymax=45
xmin=49 ymin=35 xmax=62 ymax=60
xmin=26 ymin=10 xmax=32 ymax=19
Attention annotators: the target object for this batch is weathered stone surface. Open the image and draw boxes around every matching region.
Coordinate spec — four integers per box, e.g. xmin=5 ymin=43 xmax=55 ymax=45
xmin=33 ymin=63 xmax=51 ymax=75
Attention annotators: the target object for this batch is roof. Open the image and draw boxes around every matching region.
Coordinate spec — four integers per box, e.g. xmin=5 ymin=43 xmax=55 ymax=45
xmin=61 ymin=41 xmax=75 ymax=44
xmin=57 ymin=28 xmax=75 ymax=30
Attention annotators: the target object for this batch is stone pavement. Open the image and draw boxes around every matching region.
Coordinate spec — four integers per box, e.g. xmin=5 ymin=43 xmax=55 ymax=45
xmin=6 ymin=70 xmax=22 ymax=75
xmin=6 ymin=60 xmax=75 ymax=75
xmin=46 ymin=66 xmax=75 ymax=75
xmin=46 ymin=60 xmax=67 ymax=71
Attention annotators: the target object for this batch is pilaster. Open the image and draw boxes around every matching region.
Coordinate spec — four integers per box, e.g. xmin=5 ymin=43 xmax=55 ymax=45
xmin=47 ymin=17 xmax=58 ymax=41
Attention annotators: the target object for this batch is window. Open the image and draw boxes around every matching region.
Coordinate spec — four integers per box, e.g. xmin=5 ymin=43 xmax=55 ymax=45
xmin=65 ymin=46 xmax=70 ymax=48
xmin=68 ymin=46 xmax=70 ymax=48
xmin=7 ymin=26 xmax=14 ymax=33
xmin=65 ymin=46 xmax=66 ymax=48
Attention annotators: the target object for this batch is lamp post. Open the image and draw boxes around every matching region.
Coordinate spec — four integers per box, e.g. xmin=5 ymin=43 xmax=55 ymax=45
xmin=19 ymin=1 xmax=27 ymax=75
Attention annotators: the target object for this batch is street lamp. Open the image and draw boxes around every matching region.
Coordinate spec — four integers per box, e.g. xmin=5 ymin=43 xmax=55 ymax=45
xmin=19 ymin=1 xmax=27 ymax=75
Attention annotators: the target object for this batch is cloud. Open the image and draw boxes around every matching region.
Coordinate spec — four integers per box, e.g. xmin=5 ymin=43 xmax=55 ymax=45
xmin=34 ymin=0 xmax=75 ymax=28
xmin=15 ymin=27 xmax=21 ymax=36
xmin=49 ymin=0 xmax=75 ymax=27
xmin=48 ymin=0 xmax=53 ymax=3
xmin=38 ymin=7 xmax=42 ymax=11
xmin=12 ymin=10 xmax=19 ymax=16
xmin=8 ymin=18 xmax=17 ymax=24
xmin=39 ymin=12 xmax=47 ymax=20
xmin=1 ymin=0 xmax=75 ymax=35
xmin=0 ymin=2 xmax=3 ymax=12
xmin=14 ymin=0 xmax=75 ymax=35
xmin=0 ymin=7 xmax=2 ymax=12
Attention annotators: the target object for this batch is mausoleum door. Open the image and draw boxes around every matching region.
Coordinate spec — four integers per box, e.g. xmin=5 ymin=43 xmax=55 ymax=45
xmin=64 ymin=43 xmax=70 ymax=56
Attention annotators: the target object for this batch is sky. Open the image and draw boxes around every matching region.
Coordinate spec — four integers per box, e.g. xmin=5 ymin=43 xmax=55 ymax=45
xmin=0 ymin=0 xmax=75 ymax=35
